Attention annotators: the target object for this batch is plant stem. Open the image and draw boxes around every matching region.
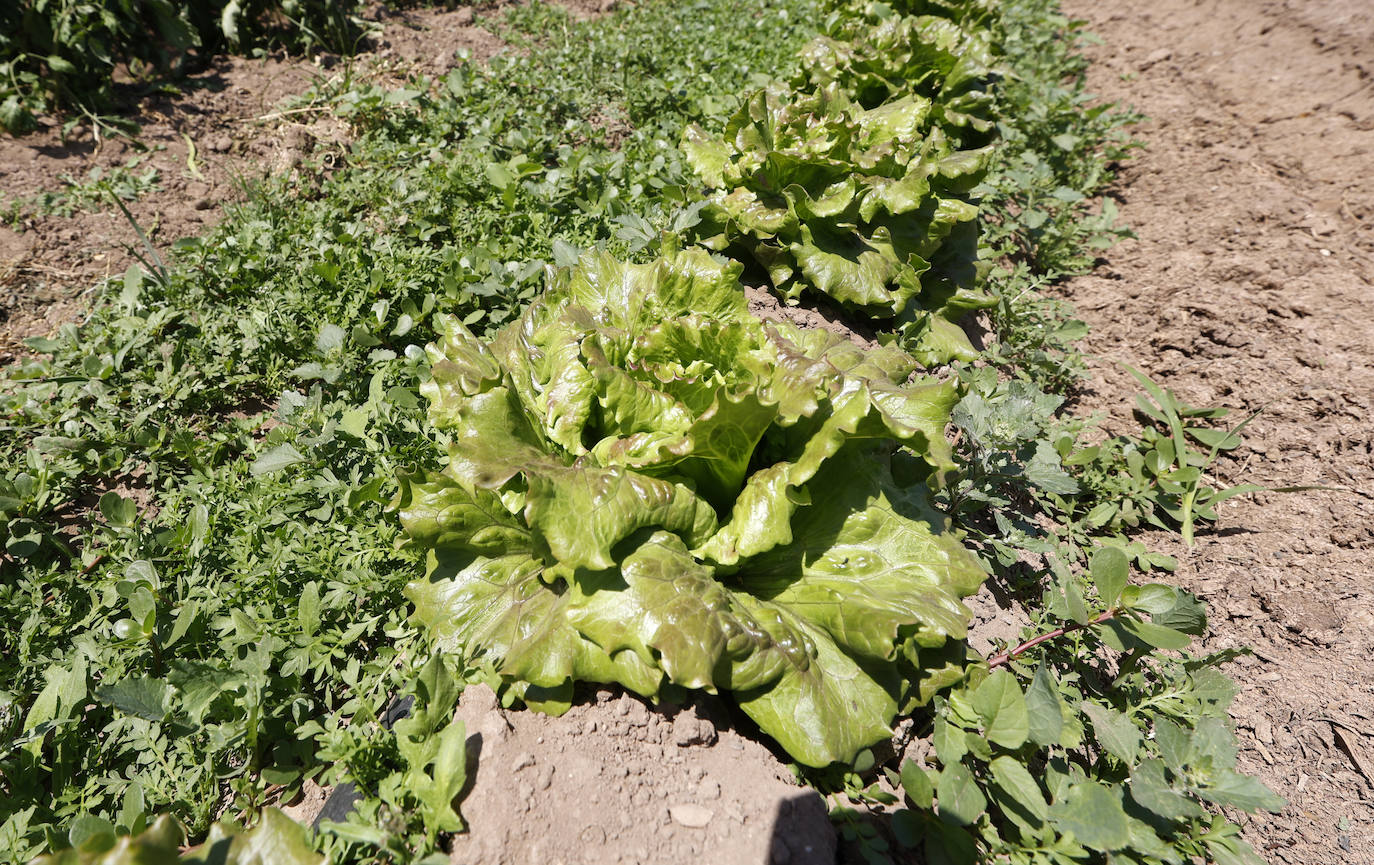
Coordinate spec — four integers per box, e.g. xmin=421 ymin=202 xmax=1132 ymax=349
xmin=987 ymin=608 xmax=1119 ymax=668
xmin=1180 ymin=488 xmax=1196 ymax=547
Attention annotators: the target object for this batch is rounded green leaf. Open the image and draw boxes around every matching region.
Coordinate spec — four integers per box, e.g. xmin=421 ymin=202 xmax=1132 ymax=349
xmin=937 ymin=761 xmax=986 ymax=826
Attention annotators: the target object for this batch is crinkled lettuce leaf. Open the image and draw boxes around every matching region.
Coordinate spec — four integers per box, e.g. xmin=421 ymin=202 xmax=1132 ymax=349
xmin=798 ymin=13 xmax=998 ymax=136
xmin=401 ymin=248 xmax=984 ymax=766
xmin=833 ymin=0 xmax=1001 ymax=28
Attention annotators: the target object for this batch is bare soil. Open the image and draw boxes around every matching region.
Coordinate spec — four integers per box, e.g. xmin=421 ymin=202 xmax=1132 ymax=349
xmin=444 ymin=684 xmax=833 ymax=865
xmin=276 ymin=683 xmax=838 ymax=865
xmin=1059 ymin=0 xmax=1374 ymax=861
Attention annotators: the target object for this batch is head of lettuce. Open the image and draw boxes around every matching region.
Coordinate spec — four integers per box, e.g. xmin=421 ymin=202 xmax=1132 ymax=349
xmin=396 ymin=246 xmax=985 ymax=767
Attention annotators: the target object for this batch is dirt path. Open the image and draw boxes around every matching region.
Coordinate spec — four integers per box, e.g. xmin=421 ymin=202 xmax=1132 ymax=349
xmin=1059 ymin=0 xmax=1374 ymax=861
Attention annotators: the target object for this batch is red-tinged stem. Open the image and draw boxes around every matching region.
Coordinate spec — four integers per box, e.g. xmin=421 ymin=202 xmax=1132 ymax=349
xmin=987 ymin=608 xmax=1120 ymax=669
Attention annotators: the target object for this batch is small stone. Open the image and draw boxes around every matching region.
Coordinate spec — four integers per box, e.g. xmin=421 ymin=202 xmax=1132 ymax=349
xmin=668 ymin=804 xmax=713 ymax=828
xmin=209 ymin=135 xmax=232 ymax=153
xmin=697 ymin=779 xmax=720 ymax=801
xmin=454 ymin=6 xmax=475 ymax=25
xmin=512 ymin=753 xmax=535 ymax=772
xmin=673 ymin=712 xmax=717 ymax=747
xmin=584 ymin=719 xmax=598 ymax=734
xmin=536 ymin=765 xmax=555 ymax=791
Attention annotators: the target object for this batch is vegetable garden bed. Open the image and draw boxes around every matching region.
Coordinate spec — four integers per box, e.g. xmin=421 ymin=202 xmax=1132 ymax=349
xmin=1 ymin=0 xmax=1328 ymax=862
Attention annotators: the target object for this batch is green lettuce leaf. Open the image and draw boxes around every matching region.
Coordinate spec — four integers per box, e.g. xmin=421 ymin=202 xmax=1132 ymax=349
xmin=797 ymin=13 xmax=998 ymax=135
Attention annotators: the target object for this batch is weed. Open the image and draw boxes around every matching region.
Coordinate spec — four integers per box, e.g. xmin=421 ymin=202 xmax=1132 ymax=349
xmin=0 ymin=1 xmax=381 ymax=134
xmin=3 ymin=159 xmax=161 ymax=226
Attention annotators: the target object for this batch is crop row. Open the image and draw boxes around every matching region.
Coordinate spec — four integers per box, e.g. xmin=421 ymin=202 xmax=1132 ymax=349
xmin=2 ymin=0 xmax=1283 ymax=863
xmin=396 ymin=4 xmax=1283 ymax=864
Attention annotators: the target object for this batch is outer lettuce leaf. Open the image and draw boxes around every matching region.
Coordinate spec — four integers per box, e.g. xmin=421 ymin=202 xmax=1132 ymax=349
xmin=409 ymin=546 xmax=664 ymax=698
xmin=732 ymin=596 xmax=899 ymax=768
xmin=185 ymin=809 xmax=322 ymax=865
xmin=32 ymin=816 xmax=187 ymax=865
xmin=745 ymin=448 xmax=985 ymax=660
xmin=402 ymin=249 xmax=984 ymax=766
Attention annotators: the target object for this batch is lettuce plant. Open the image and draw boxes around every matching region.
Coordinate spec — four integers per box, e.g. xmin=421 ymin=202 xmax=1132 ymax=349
xmin=836 ymin=0 xmax=1000 ymax=26
xmin=796 ymin=13 xmax=997 ymax=140
xmin=398 ymin=247 xmax=985 ymax=766
xmin=683 ymin=84 xmax=994 ymax=359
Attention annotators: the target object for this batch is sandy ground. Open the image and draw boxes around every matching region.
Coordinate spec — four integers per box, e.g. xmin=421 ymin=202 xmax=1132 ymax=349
xmin=1059 ymin=0 xmax=1374 ymax=861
